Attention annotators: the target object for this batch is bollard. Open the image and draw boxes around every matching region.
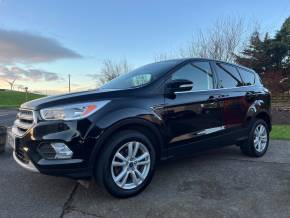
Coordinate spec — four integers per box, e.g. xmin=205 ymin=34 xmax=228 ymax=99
xmin=0 ymin=126 xmax=7 ymax=153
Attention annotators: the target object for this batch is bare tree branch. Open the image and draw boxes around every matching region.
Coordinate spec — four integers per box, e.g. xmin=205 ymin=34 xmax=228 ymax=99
xmin=98 ymin=59 xmax=131 ymax=85
xmin=156 ymin=17 xmax=246 ymax=63
xmin=181 ymin=17 xmax=245 ymax=62
xmin=154 ymin=52 xmax=178 ymax=62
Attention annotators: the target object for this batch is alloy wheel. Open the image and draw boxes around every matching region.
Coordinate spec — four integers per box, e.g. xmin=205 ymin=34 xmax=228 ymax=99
xmin=253 ymin=124 xmax=268 ymax=152
xmin=111 ymin=141 xmax=151 ymax=190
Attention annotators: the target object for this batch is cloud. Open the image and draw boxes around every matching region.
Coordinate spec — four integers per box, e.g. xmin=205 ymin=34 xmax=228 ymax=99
xmin=0 ymin=29 xmax=82 ymax=63
xmin=0 ymin=65 xmax=62 ymax=82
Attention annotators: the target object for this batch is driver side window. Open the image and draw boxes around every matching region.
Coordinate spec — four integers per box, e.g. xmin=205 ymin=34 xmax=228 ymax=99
xmin=171 ymin=61 xmax=214 ymax=91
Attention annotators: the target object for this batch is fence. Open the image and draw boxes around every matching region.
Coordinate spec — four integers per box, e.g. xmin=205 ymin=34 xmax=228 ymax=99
xmin=272 ymin=94 xmax=290 ymax=111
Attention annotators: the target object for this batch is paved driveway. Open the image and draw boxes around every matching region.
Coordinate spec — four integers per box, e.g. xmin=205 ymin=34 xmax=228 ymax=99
xmin=0 ymin=109 xmax=18 ymax=127
xmin=1 ymin=140 xmax=290 ymax=218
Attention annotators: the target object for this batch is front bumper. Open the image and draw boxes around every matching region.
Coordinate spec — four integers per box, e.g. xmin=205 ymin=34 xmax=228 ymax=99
xmin=12 ymin=151 xmax=39 ymax=173
xmin=11 ymin=118 xmax=101 ymax=179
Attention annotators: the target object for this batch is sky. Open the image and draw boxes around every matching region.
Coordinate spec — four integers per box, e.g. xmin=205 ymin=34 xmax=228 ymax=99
xmin=0 ymin=0 xmax=289 ymax=94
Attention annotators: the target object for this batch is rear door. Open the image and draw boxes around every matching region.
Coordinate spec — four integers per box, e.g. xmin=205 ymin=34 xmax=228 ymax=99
xmin=212 ymin=62 xmax=252 ymax=140
xmin=164 ymin=60 xmax=224 ymax=153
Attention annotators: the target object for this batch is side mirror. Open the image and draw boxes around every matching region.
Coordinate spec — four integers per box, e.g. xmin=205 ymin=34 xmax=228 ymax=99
xmin=165 ymin=79 xmax=193 ymax=95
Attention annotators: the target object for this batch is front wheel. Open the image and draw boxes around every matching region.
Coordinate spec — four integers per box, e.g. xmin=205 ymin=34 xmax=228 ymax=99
xmin=95 ymin=130 xmax=156 ymax=198
xmin=240 ymin=119 xmax=270 ymax=157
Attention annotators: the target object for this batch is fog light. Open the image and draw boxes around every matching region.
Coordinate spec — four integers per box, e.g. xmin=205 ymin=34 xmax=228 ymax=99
xmin=51 ymin=143 xmax=73 ymax=159
xmin=23 ymin=147 xmax=29 ymax=152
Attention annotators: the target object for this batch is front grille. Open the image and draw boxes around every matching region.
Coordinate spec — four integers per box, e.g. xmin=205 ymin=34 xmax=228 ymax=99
xmin=12 ymin=109 xmax=35 ymax=137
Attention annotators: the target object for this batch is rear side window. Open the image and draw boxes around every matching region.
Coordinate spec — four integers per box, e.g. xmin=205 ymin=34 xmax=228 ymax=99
xmin=215 ymin=63 xmax=243 ymax=88
xmin=171 ymin=61 xmax=214 ymax=91
xmin=238 ymin=68 xmax=255 ymax=86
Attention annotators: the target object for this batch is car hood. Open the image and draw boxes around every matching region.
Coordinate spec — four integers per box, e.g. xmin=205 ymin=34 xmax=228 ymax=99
xmin=20 ymin=88 xmax=127 ymax=110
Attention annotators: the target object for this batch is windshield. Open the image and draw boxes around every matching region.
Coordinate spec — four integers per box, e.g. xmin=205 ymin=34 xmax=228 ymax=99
xmin=101 ymin=60 xmax=179 ymax=90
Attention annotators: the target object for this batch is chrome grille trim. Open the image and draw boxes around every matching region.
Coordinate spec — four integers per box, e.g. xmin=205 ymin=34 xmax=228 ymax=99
xmin=12 ymin=126 xmax=26 ymax=136
xmin=18 ymin=113 xmax=34 ymax=121
xmin=14 ymin=119 xmax=33 ymax=130
xmin=12 ymin=109 xmax=36 ymax=137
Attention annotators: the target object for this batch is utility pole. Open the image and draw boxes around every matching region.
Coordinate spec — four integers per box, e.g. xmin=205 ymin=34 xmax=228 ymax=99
xmin=68 ymin=74 xmax=71 ymax=93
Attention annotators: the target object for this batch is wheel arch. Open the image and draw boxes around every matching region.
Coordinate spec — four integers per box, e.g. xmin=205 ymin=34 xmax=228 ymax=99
xmin=89 ymin=118 xmax=165 ymax=168
xmin=255 ymin=111 xmax=272 ymax=131
xmin=246 ymin=110 xmax=271 ymax=131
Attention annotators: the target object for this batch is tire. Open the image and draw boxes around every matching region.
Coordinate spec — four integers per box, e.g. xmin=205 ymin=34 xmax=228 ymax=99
xmin=240 ymin=119 xmax=270 ymax=157
xmin=95 ymin=130 xmax=156 ymax=198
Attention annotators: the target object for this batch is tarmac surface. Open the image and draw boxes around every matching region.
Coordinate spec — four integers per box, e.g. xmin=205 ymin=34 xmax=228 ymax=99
xmin=0 ymin=109 xmax=18 ymax=127
xmin=1 ymin=109 xmax=290 ymax=217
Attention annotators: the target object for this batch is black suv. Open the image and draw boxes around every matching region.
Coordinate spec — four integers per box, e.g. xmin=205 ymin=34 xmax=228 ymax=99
xmin=10 ymin=58 xmax=271 ymax=198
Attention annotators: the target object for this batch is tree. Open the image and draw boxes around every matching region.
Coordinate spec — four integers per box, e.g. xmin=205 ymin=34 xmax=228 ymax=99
xmin=274 ymin=16 xmax=290 ymax=69
xmin=98 ymin=59 xmax=130 ymax=85
xmin=236 ymin=16 xmax=290 ymax=73
xmin=267 ymin=40 xmax=288 ymax=70
xmin=154 ymin=17 xmax=246 ymax=63
xmin=236 ymin=16 xmax=290 ymax=93
xmin=16 ymin=84 xmax=25 ymax=91
xmin=181 ymin=17 xmax=245 ymax=62
xmin=235 ymin=31 xmax=268 ymax=73
xmin=154 ymin=53 xmax=177 ymax=62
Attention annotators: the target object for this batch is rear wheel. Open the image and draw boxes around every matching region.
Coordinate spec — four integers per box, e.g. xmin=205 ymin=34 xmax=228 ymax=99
xmin=240 ymin=119 xmax=269 ymax=157
xmin=95 ymin=130 xmax=156 ymax=198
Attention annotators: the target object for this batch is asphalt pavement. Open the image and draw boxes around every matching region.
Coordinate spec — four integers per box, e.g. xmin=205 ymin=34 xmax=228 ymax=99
xmin=0 ymin=109 xmax=18 ymax=127
xmin=1 ymin=109 xmax=290 ymax=217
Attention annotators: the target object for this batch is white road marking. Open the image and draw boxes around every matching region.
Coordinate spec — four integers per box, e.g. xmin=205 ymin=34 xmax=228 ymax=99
xmin=0 ymin=114 xmax=9 ymax=117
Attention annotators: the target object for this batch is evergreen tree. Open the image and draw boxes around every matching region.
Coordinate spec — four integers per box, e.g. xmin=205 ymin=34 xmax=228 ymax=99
xmin=262 ymin=33 xmax=273 ymax=70
xmin=236 ymin=16 xmax=290 ymax=73
xmin=276 ymin=17 xmax=290 ymax=44
xmin=275 ymin=17 xmax=290 ymax=68
xmin=235 ymin=31 xmax=266 ymax=73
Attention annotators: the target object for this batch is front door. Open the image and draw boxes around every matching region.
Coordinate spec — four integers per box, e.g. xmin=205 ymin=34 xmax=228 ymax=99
xmin=163 ymin=61 xmax=224 ymax=153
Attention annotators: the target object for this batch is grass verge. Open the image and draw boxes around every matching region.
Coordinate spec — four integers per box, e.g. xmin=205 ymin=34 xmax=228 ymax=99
xmin=270 ymin=125 xmax=290 ymax=140
xmin=0 ymin=90 xmax=45 ymax=108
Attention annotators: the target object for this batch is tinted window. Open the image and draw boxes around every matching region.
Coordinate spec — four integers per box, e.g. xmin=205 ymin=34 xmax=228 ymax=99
xmin=238 ymin=68 xmax=255 ymax=85
xmin=171 ymin=61 xmax=213 ymax=91
xmin=216 ymin=63 xmax=243 ymax=88
xmin=101 ymin=60 xmax=180 ymax=90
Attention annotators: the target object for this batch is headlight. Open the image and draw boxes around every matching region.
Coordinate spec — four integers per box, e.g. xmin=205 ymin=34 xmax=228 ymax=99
xmin=40 ymin=101 xmax=110 ymax=121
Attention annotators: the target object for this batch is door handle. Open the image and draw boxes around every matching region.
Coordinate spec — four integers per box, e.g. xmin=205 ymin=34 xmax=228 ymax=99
xmin=208 ymin=96 xmax=218 ymax=103
xmin=218 ymin=94 xmax=229 ymax=98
